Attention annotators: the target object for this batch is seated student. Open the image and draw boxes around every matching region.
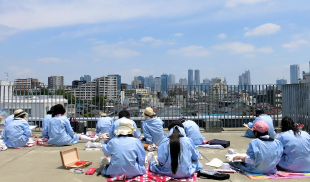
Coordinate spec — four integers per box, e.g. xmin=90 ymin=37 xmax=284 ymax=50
xmin=41 ymin=106 xmax=54 ymax=137
xmin=47 ymin=104 xmax=97 ymax=146
xmin=233 ymin=120 xmax=283 ymax=174
xmin=141 ymin=107 xmax=166 ymax=145
xmin=96 ymin=112 xmax=114 ymax=135
xmin=2 ymin=109 xmax=32 ymax=148
xmin=101 ymin=119 xmax=146 ymax=178
xmin=0 ymin=114 xmax=14 ymax=138
xmin=109 ymin=110 xmax=141 ymax=140
xmin=149 ymin=121 xmax=203 ymax=178
xmin=245 ymin=109 xmax=276 ymax=139
xmin=277 ymin=117 xmax=310 ymax=172
xmin=178 ymin=117 xmax=204 ymax=145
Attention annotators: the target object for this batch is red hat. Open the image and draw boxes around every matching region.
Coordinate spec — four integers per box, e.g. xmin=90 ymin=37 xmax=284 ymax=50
xmin=252 ymin=120 xmax=269 ymax=133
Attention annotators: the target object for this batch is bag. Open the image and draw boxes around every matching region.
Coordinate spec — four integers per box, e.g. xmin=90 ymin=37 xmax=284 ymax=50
xmin=70 ymin=118 xmax=79 ymax=132
xmin=208 ymin=139 xmax=230 ymax=148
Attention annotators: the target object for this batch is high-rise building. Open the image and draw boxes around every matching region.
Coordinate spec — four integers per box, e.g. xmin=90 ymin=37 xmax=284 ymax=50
xmin=48 ymin=76 xmax=64 ymax=89
xmin=276 ymin=79 xmax=287 ymax=90
xmin=72 ymin=80 xmax=86 ymax=88
xmin=194 ymin=69 xmax=200 ymax=92
xmin=108 ymin=74 xmax=121 ymax=90
xmin=179 ymin=78 xmax=188 ymax=85
xmin=290 ymin=64 xmax=300 ymax=84
xmin=131 ymin=76 xmax=141 ymax=89
xmin=188 ymin=69 xmax=193 ymax=92
xmin=168 ymin=74 xmax=175 ymax=85
xmin=239 ymin=70 xmax=251 ymax=90
xmin=154 ymin=77 xmax=161 ymax=91
xmin=80 ymin=75 xmax=91 ymax=83
xmin=161 ymin=74 xmax=168 ymax=93
xmin=14 ymin=78 xmax=41 ymax=90
xmin=137 ymin=76 xmax=144 ymax=84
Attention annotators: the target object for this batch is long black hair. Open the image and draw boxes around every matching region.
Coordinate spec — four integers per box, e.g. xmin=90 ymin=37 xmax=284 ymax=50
xmin=282 ymin=116 xmax=300 ymax=136
xmin=168 ymin=121 xmax=184 ymax=174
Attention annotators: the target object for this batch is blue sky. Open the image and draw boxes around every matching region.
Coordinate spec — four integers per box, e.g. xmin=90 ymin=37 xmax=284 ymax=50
xmin=0 ymin=0 xmax=310 ymax=85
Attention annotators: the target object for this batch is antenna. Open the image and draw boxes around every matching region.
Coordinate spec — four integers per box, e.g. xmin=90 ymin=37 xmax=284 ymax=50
xmin=4 ymin=72 xmax=9 ymax=81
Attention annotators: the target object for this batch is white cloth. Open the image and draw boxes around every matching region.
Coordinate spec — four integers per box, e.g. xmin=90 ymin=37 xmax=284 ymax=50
xmin=167 ymin=126 xmax=186 ymax=137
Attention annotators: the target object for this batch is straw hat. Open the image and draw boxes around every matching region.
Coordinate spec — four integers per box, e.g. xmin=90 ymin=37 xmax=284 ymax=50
xmin=252 ymin=120 xmax=269 ymax=133
xmin=142 ymin=107 xmax=156 ymax=118
xmin=99 ymin=112 xmax=107 ymax=117
xmin=14 ymin=109 xmax=27 ymax=118
xmin=115 ymin=119 xmax=136 ymax=136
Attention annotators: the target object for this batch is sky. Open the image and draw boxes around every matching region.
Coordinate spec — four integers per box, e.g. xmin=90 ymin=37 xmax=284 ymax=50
xmin=0 ymin=0 xmax=310 ymax=85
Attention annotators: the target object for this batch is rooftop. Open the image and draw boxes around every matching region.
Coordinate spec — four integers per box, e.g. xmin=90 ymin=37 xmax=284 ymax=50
xmin=1 ymin=128 xmax=308 ymax=182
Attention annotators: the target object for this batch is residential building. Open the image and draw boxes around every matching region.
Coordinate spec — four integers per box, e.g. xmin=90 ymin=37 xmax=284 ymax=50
xmin=290 ymin=64 xmax=300 ymax=84
xmin=108 ymin=74 xmax=121 ymax=90
xmin=48 ymin=76 xmax=64 ymax=89
xmin=131 ymin=76 xmax=141 ymax=89
xmin=72 ymin=80 xmax=86 ymax=88
xmin=14 ymin=78 xmax=41 ymax=90
xmin=209 ymin=77 xmax=227 ymax=101
xmin=121 ymin=83 xmax=127 ymax=91
xmin=179 ymin=78 xmax=187 ymax=85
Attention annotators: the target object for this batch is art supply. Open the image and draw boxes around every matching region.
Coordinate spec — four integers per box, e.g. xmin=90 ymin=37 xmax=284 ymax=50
xmin=69 ymin=168 xmax=85 ymax=174
xmin=85 ymin=168 xmax=96 ymax=175
xmin=197 ymin=144 xmax=224 ymax=149
xmin=222 ymin=163 xmax=230 ymax=170
xmin=214 ymin=169 xmax=236 ymax=173
xmin=205 ymin=158 xmax=223 ymax=168
xmin=85 ymin=148 xmax=100 ymax=151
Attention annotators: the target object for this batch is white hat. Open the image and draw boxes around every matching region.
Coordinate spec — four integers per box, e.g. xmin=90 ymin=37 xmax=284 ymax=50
xmin=14 ymin=109 xmax=27 ymax=118
xmin=142 ymin=107 xmax=156 ymax=119
xmin=99 ymin=112 xmax=107 ymax=117
xmin=115 ymin=119 xmax=136 ymax=136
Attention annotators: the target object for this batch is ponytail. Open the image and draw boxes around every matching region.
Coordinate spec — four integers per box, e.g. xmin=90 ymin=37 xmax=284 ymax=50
xmin=168 ymin=121 xmax=184 ymax=174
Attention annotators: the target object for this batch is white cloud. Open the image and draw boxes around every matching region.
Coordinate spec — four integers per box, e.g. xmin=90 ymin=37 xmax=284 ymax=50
xmin=174 ymin=33 xmax=184 ymax=37
xmin=7 ymin=66 xmax=33 ymax=76
xmin=226 ymin=0 xmax=269 ymax=8
xmin=37 ymin=57 xmax=70 ymax=63
xmin=244 ymin=23 xmax=281 ymax=36
xmin=91 ymin=40 xmax=141 ymax=58
xmin=168 ymin=45 xmax=211 ymax=57
xmin=0 ymin=1 xmax=211 ymax=30
xmin=281 ymin=39 xmax=310 ymax=50
xmin=213 ymin=42 xmax=274 ymax=54
xmin=217 ymin=33 xmax=227 ymax=39
xmin=140 ymin=36 xmax=175 ymax=46
xmin=0 ymin=25 xmax=19 ymax=41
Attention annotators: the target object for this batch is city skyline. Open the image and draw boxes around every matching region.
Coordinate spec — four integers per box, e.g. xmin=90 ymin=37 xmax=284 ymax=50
xmin=1 ymin=1 xmax=310 ymax=85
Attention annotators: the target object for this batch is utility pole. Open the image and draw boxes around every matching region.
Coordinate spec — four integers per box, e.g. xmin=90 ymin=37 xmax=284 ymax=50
xmin=4 ymin=72 xmax=9 ymax=81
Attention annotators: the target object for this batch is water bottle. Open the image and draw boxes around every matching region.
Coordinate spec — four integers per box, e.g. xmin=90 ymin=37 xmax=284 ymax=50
xmin=228 ymin=148 xmax=238 ymax=154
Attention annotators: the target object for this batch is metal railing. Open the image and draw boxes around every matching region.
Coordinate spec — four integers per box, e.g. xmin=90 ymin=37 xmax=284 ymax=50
xmin=0 ymin=84 xmax=284 ymax=130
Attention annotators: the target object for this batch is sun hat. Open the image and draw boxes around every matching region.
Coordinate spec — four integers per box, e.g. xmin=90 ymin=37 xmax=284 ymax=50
xmin=252 ymin=120 xmax=269 ymax=133
xmin=115 ymin=119 xmax=136 ymax=136
xmin=142 ymin=107 xmax=156 ymax=118
xmin=14 ymin=109 xmax=27 ymax=118
xmin=99 ymin=112 xmax=107 ymax=117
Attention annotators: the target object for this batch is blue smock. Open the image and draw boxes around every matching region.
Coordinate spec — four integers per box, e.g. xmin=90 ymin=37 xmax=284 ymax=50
xmin=101 ymin=136 xmax=146 ymax=178
xmin=1 ymin=115 xmax=14 ymax=138
xmin=149 ymin=137 xmax=203 ymax=178
xmin=41 ymin=114 xmax=52 ymax=137
xmin=47 ymin=116 xmax=79 ymax=146
xmin=109 ymin=117 xmax=141 ymax=140
xmin=142 ymin=117 xmax=167 ymax=145
xmin=2 ymin=118 xmax=32 ymax=148
xmin=96 ymin=117 xmax=114 ymax=135
xmin=182 ymin=120 xmax=204 ymax=145
xmin=233 ymin=137 xmax=283 ymax=174
xmin=277 ymin=130 xmax=310 ymax=172
xmin=245 ymin=114 xmax=276 ymax=138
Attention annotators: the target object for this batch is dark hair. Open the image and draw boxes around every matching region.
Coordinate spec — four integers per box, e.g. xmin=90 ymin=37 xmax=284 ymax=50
xmin=47 ymin=106 xmax=54 ymax=114
xmin=52 ymin=104 xmax=66 ymax=117
xmin=118 ymin=134 xmax=133 ymax=137
xmin=118 ymin=110 xmax=130 ymax=118
xmin=168 ymin=121 xmax=184 ymax=174
xmin=255 ymin=109 xmax=264 ymax=117
xmin=15 ymin=114 xmax=26 ymax=119
xmin=281 ymin=116 xmax=300 ymax=136
xmin=253 ymin=130 xmax=269 ymax=138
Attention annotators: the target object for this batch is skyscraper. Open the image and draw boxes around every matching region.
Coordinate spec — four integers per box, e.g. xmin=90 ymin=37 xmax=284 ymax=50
xmin=276 ymin=79 xmax=287 ymax=90
xmin=161 ymin=74 xmax=168 ymax=93
xmin=179 ymin=78 xmax=188 ymax=85
xmin=154 ymin=77 xmax=161 ymax=91
xmin=137 ymin=76 xmax=144 ymax=84
xmin=108 ymin=74 xmax=121 ymax=90
xmin=188 ymin=69 xmax=193 ymax=92
xmin=168 ymin=74 xmax=175 ymax=85
xmin=290 ymin=64 xmax=300 ymax=84
xmin=194 ymin=69 xmax=200 ymax=92
xmin=80 ymin=75 xmax=91 ymax=83
xmin=238 ymin=70 xmax=251 ymax=90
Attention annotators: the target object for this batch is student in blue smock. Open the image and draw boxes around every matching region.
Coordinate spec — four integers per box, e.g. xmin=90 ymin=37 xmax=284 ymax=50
xmin=277 ymin=117 xmax=310 ymax=172
xmin=41 ymin=106 xmax=54 ymax=137
xmin=101 ymin=118 xmax=146 ymax=178
xmin=178 ymin=117 xmax=204 ymax=145
xmin=233 ymin=120 xmax=283 ymax=174
xmin=109 ymin=110 xmax=141 ymax=140
xmin=245 ymin=109 xmax=276 ymax=138
xmin=141 ymin=107 xmax=166 ymax=145
xmin=0 ymin=114 xmax=14 ymax=138
xmin=47 ymin=104 xmax=98 ymax=146
xmin=149 ymin=121 xmax=203 ymax=178
xmin=2 ymin=109 xmax=32 ymax=148
xmin=96 ymin=112 xmax=114 ymax=135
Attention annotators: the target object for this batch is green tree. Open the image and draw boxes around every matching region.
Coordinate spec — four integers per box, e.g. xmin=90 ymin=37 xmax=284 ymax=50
xmin=55 ymin=89 xmax=77 ymax=104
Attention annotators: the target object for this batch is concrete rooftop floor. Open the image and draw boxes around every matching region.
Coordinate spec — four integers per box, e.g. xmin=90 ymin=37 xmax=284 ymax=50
xmin=0 ymin=128 xmax=309 ymax=182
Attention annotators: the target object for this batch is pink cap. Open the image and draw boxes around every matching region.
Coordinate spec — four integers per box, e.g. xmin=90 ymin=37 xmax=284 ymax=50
xmin=252 ymin=120 xmax=269 ymax=133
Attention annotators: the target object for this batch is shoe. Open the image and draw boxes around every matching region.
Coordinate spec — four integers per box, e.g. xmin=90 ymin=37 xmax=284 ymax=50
xmin=197 ymin=171 xmax=230 ymax=180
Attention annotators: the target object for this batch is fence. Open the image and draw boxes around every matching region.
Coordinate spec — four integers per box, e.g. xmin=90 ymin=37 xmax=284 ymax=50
xmin=282 ymin=83 xmax=310 ymax=132
xmin=0 ymin=84 xmax=283 ymax=130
